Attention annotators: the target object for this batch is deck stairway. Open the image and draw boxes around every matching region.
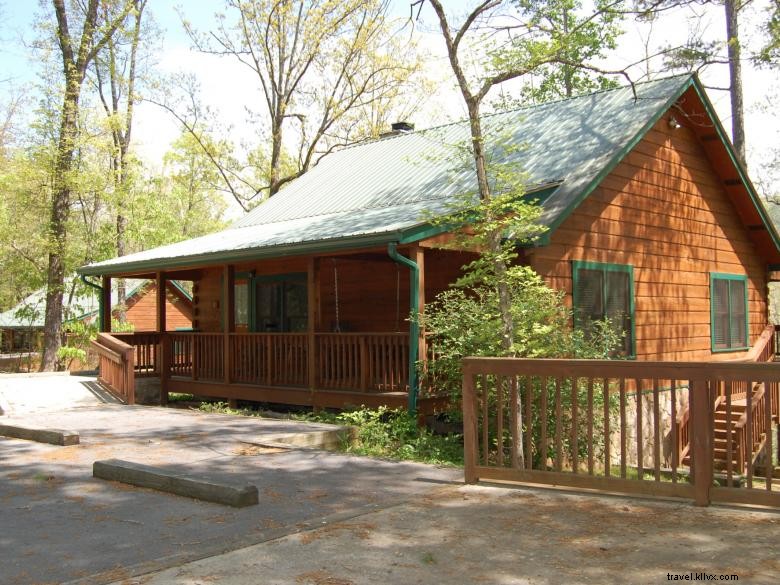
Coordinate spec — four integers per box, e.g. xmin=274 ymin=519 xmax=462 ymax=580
xmin=682 ymin=393 xmax=769 ymax=473
xmin=677 ymin=325 xmax=779 ymax=478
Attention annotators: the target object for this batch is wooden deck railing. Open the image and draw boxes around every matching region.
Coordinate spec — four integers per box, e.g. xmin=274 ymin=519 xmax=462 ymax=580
xmin=156 ymin=331 xmax=409 ymax=393
xmin=317 ymin=333 xmax=408 ymax=392
xmin=112 ymin=332 xmax=161 ymax=376
xmin=674 ymin=324 xmax=779 ymax=474
xmin=228 ymin=333 xmax=308 ymax=387
xmin=462 ymin=357 xmax=780 ymax=508
xmin=91 ymin=333 xmax=135 ymax=404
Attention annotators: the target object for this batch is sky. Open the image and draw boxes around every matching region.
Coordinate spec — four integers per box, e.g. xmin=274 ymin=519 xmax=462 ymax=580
xmin=1 ymin=0 xmax=778 ymax=206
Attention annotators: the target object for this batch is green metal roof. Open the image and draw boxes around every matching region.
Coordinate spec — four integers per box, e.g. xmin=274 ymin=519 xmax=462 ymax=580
xmin=81 ymin=74 xmax=707 ymax=277
xmin=0 ymin=279 xmax=191 ymax=329
xmin=0 ymin=278 xmax=144 ymax=329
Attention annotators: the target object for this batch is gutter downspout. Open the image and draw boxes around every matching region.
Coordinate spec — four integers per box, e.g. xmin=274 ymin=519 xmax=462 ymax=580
xmin=80 ymin=275 xmax=104 ymax=330
xmin=388 ymin=243 xmax=419 ymax=413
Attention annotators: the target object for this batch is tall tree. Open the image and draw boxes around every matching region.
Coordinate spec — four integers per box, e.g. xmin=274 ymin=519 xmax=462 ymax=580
xmin=504 ymin=0 xmax=623 ymax=106
xmin=415 ymin=0 xmax=627 ymax=354
xmin=724 ymin=0 xmax=746 ymax=164
xmin=658 ymin=0 xmax=750 ymax=165
xmin=414 ymin=0 xmax=629 ymax=460
xmin=175 ymin=0 xmax=419 ymax=208
xmin=93 ymin=0 xmax=147 ymax=322
xmin=40 ymin=0 xmax=133 ymax=371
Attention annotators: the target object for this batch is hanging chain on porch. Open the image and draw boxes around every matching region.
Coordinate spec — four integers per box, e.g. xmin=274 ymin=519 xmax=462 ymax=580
xmin=333 ymin=259 xmax=341 ymax=332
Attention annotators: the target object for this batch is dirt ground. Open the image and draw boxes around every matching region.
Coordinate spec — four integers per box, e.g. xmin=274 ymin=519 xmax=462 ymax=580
xmin=108 ymin=483 xmax=780 ymax=585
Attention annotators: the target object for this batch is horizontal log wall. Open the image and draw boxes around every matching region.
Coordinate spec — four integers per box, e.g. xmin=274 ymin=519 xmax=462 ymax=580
xmin=192 ymin=249 xmax=469 ymax=334
xmin=124 ymin=282 xmax=192 ymax=332
xmin=529 ymin=115 xmax=767 ymax=361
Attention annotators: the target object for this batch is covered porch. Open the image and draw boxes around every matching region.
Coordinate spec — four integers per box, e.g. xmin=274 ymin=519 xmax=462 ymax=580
xmin=88 ymin=243 xmax=469 ymax=413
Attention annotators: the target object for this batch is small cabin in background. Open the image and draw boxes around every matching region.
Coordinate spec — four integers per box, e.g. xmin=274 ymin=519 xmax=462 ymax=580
xmin=0 ymin=278 xmax=192 ymax=354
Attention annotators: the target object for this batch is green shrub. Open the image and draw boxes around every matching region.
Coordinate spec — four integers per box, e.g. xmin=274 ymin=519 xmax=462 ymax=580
xmin=326 ymin=406 xmax=462 ymax=465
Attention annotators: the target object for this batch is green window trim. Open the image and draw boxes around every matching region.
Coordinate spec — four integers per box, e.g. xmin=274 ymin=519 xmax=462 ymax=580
xmin=710 ymin=272 xmax=749 ymax=353
xmin=572 ymin=260 xmax=636 ymax=359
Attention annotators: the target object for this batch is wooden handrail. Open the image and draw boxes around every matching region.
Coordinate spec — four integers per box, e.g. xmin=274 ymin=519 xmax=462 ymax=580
xmin=89 ymin=340 xmax=123 ymax=364
xmin=462 ymin=356 xmax=780 ymax=507
xmin=92 ymin=332 xmax=135 ymax=405
xmin=734 ymin=385 xmax=765 ymax=430
xmin=673 ymin=323 xmax=777 ymax=473
xmin=94 ymin=331 xmax=135 ymax=355
xmin=728 ymin=324 xmax=776 ymax=363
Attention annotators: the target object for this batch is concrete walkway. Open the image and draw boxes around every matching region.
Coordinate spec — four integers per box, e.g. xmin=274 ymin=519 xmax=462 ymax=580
xmin=0 ymin=371 xmax=119 ymax=416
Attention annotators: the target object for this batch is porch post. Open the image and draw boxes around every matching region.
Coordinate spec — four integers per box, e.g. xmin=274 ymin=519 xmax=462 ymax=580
xmin=690 ymin=378 xmax=713 ymax=506
xmin=100 ymin=276 xmax=111 ymax=332
xmin=223 ymin=265 xmax=235 ymax=406
xmin=307 ymin=257 xmax=318 ymax=399
xmin=155 ymin=272 xmax=166 ymax=333
xmin=414 ymin=246 xmax=426 ymax=366
xmin=156 ymin=272 xmax=168 ymax=405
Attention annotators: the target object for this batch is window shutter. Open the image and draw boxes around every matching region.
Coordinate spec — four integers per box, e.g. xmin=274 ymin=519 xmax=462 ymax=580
xmin=605 ymin=270 xmax=632 ymax=355
xmin=712 ymin=278 xmax=730 ymax=349
xmin=728 ymin=279 xmax=747 ymax=347
xmin=575 ymin=269 xmax=603 ymax=324
xmin=573 ymin=262 xmax=635 ymax=357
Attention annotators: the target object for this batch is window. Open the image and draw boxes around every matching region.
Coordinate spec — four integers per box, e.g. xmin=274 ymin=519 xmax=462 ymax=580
xmin=234 ymin=278 xmax=250 ymax=331
xmin=710 ymin=273 xmax=748 ymax=351
xmin=254 ymin=274 xmax=307 ymax=332
xmin=572 ymin=261 xmax=635 ymax=357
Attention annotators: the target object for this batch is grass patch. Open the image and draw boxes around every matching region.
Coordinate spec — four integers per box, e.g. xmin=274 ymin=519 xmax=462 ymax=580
xmin=167 ymin=392 xmax=196 ymax=402
xmin=197 ymin=402 xmax=464 ymax=466
xmin=296 ymin=406 xmax=464 ymax=466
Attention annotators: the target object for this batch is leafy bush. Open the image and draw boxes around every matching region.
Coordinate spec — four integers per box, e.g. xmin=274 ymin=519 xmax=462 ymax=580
xmin=197 ymin=402 xmax=464 ymax=466
xmin=336 ymin=407 xmax=463 ymax=465
xmin=420 ymin=265 xmax=620 ymax=405
xmin=59 ymin=320 xmax=97 ymax=369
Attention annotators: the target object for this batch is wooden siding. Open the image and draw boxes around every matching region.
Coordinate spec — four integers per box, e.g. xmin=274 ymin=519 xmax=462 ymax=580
xmin=123 ymin=282 xmax=192 ymax=332
xmin=528 ymin=115 xmax=768 ymax=361
xmin=192 ymin=248 xmax=469 ymax=334
xmin=194 ymin=268 xmax=224 ymax=332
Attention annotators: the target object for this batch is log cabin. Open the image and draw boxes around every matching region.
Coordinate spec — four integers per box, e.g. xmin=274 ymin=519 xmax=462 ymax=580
xmin=79 ymin=74 xmax=780 ymax=416
xmin=0 ymin=278 xmax=192 ymax=354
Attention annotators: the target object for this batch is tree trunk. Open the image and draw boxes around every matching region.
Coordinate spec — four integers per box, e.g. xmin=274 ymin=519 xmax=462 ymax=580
xmin=562 ymin=8 xmax=573 ymax=98
xmin=40 ymin=80 xmax=81 ymax=371
xmin=269 ymin=112 xmax=283 ymax=196
xmin=725 ymin=0 xmax=746 ymax=167
xmin=465 ymin=100 xmax=515 ymax=354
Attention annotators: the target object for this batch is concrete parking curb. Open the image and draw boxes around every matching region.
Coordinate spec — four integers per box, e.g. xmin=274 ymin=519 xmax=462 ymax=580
xmin=0 ymin=423 xmax=79 ymax=445
xmin=254 ymin=426 xmax=356 ymax=450
xmin=93 ymin=459 xmax=259 ymax=508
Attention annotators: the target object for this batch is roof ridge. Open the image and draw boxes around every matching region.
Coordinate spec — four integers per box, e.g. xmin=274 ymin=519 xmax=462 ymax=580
xmin=340 ymin=73 xmax=693 ymax=151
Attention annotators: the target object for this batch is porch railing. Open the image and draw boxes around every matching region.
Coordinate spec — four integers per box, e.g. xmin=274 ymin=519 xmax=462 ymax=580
xmin=229 ymin=333 xmax=307 ymax=387
xmin=112 ymin=332 xmax=161 ymax=376
xmin=91 ymin=333 xmax=135 ymax=404
xmin=462 ymin=357 xmax=780 ymax=508
xmin=316 ymin=333 xmax=408 ymax=392
xmin=674 ymin=324 xmax=779 ymax=475
xmin=158 ymin=331 xmax=409 ymax=393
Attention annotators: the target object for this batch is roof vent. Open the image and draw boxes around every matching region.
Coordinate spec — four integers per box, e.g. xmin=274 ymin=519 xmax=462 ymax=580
xmin=391 ymin=121 xmax=414 ymax=133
